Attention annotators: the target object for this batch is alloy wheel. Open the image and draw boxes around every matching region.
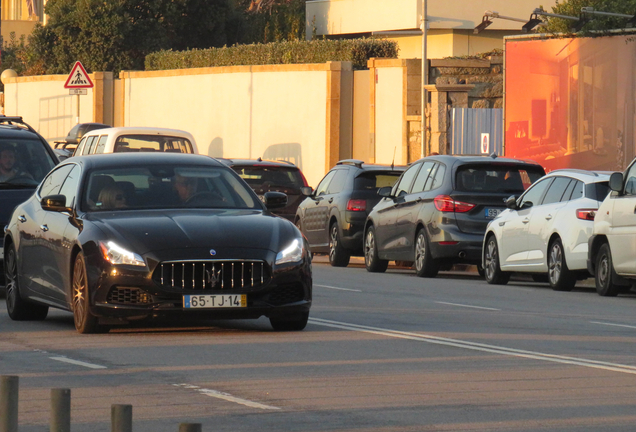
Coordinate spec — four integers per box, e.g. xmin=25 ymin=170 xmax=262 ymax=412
xmin=484 ymin=239 xmax=497 ymax=280
xmin=364 ymin=230 xmax=375 ymax=267
xmin=415 ymin=233 xmax=426 ymax=272
xmin=72 ymin=257 xmax=88 ymax=330
xmin=329 ymin=225 xmax=338 ymax=262
xmin=548 ymin=243 xmax=563 ymax=285
xmin=5 ymin=248 xmax=18 ymax=314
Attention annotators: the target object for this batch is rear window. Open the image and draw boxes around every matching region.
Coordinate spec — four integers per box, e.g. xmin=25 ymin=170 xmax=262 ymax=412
xmin=354 ymin=171 xmax=402 ymax=191
xmin=233 ymin=166 xmax=305 ymax=190
xmin=114 ymin=135 xmax=193 ymax=153
xmin=586 ymin=181 xmax=610 ymax=201
xmin=455 ymin=165 xmax=544 ymax=193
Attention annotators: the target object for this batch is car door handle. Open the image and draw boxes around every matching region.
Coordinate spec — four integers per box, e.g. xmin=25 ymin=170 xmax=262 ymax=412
xmin=40 ymin=224 xmax=49 ymax=232
xmin=633 ymin=205 xmax=636 ymax=214
xmin=545 ymin=214 xmax=552 ymax=220
xmin=328 ymin=198 xmax=334 ymax=204
xmin=18 ymin=215 xmax=26 ymax=223
xmin=522 ymin=218 xmax=530 ymax=224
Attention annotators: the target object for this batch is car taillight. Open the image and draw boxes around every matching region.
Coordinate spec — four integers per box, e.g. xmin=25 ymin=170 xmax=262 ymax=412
xmin=576 ymin=209 xmax=597 ymax=221
xmin=434 ymin=195 xmax=475 ymax=213
xmin=347 ymin=199 xmax=366 ymax=211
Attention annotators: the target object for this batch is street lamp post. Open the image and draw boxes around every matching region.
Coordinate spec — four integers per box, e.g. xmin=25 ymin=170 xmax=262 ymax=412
xmin=421 ymin=0 xmax=427 ymax=157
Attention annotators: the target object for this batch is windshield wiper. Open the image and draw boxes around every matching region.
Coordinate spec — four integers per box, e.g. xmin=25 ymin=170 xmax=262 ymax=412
xmin=0 ymin=183 xmax=37 ymax=189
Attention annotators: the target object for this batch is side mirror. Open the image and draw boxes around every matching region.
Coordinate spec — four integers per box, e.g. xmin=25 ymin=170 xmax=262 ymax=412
xmin=378 ymin=186 xmax=393 ymax=198
xmin=504 ymin=195 xmax=518 ymax=210
xmin=300 ymin=186 xmax=313 ymax=197
xmin=263 ymin=191 xmax=287 ymax=209
xmin=41 ymin=194 xmax=70 ymax=213
xmin=609 ymin=172 xmax=623 ymax=192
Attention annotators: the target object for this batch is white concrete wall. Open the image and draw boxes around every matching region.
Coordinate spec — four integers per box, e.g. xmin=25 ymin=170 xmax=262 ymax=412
xmin=3 ymin=75 xmax=95 ymax=144
xmin=121 ymin=65 xmax=331 ymax=188
xmin=374 ymin=67 xmax=404 ymax=165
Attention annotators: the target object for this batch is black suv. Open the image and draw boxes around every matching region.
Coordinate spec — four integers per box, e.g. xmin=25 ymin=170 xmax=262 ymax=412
xmin=0 ymin=116 xmax=59 ymax=288
xmin=226 ymin=158 xmax=308 ymax=222
xmin=295 ymin=159 xmax=405 ymax=267
xmin=364 ymin=155 xmax=545 ymax=276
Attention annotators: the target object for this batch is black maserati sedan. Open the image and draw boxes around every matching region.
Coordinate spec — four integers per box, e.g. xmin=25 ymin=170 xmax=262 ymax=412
xmin=3 ymin=153 xmax=312 ymax=333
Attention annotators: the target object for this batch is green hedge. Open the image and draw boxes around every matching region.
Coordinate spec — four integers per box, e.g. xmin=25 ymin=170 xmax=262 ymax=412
xmin=145 ymin=38 xmax=399 ymax=71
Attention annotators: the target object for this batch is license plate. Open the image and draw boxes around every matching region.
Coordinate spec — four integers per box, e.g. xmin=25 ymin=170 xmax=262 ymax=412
xmin=183 ymin=294 xmax=246 ymax=308
xmin=485 ymin=208 xmax=502 ymax=219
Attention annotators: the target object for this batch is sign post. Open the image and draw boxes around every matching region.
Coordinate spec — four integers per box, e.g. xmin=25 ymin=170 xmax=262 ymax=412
xmin=64 ymin=61 xmax=93 ymax=124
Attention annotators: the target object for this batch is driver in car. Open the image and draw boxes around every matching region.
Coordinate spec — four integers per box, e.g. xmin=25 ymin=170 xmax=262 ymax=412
xmin=173 ymin=174 xmax=198 ymax=203
xmin=0 ymin=143 xmax=31 ymax=182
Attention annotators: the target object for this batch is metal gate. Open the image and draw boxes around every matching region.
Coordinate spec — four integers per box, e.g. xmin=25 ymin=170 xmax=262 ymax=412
xmin=451 ymin=108 xmax=503 ymax=156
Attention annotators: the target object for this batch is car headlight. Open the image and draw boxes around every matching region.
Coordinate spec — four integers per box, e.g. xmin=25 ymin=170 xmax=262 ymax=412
xmin=275 ymin=238 xmax=303 ymax=265
xmin=99 ymin=241 xmax=145 ymax=266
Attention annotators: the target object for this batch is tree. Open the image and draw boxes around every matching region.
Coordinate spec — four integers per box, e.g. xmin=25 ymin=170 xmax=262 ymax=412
xmin=26 ymin=0 xmax=233 ymax=75
xmin=545 ymin=0 xmax=636 ymax=34
xmin=232 ymin=0 xmax=305 ymax=43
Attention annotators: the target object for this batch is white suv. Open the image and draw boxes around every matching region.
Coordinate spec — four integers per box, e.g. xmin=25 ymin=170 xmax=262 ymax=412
xmin=588 ymin=162 xmax=636 ymax=296
xmin=483 ymin=169 xmax=610 ymax=290
xmin=72 ymin=127 xmax=198 ymax=156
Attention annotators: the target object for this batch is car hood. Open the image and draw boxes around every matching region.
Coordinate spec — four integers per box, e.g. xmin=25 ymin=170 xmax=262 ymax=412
xmin=85 ymin=209 xmax=291 ymax=255
xmin=0 ymin=189 xmax=36 ymax=229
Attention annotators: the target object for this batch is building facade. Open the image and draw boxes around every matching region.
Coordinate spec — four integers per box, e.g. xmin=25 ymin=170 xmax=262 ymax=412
xmin=1 ymin=0 xmax=47 ymax=43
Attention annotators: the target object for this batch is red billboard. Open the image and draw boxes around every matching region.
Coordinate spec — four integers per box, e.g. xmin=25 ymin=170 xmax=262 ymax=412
xmin=505 ymin=34 xmax=636 ymax=172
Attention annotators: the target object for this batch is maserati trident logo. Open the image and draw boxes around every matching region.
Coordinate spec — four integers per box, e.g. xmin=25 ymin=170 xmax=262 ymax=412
xmin=206 ymin=268 xmax=222 ymax=288
xmin=209 ymin=249 xmax=217 ymax=256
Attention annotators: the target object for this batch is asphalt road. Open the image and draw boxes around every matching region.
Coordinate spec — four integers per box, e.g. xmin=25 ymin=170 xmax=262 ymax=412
xmin=2 ymin=257 xmax=636 ymax=432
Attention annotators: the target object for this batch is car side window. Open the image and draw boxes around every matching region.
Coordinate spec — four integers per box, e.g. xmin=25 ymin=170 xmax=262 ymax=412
xmin=314 ymin=171 xmax=336 ymax=196
xmin=94 ymin=135 xmax=108 ymax=154
xmin=570 ymin=180 xmax=584 ymax=200
xmin=561 ymin=178 xmax=576 ymax=202
xmin=58 ymin=165 xmax=81 ymax=207
xmin=541 ymin=177 xmax=572 ymax=205
xmin=519 ymin=178 xmax=552 ymax=209
xmin=74 ymin=137 xmax=87 ymax=156
xmin=623 ymin=163 xmax=636 ymax=195
xmin=39 ymin=164 xmax=75 ymax=198
xmin=431 ymin=164 xmax=446 ymax=190
xmin=326 ymin=169 xmax=348 ymax=194
xmin=83 ymin=136 xmax=97 ymax=155
xmin=411 ymin=162 xmax=435 ymax=193
xmin=392 ymin=163 xmax=421 ymax=197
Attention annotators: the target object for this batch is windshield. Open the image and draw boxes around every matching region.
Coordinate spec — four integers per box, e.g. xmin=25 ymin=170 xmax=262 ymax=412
xmin=0 ymin=139 xmax=57 ymax=188
xmin=83 ymin=165 xmax=260 ymax=211
xmin=455 ymin=165 xmax=545 ymax=193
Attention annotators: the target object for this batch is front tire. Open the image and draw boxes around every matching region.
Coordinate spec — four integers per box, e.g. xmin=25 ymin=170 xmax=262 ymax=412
xmin=364 ymin=226 xmax=388 ymax=273
xmin=595 ymin=243 xmax=620 ymax=297
xmin=329 ymin=223 xmax=350 ymax=267
xmin=548 ymin=238 xmax=576 ymax=291
xmin=483 ymin=235 xmax=510 ymax=285
xmin=5 ymin=244 xmax=48 ymax=321
xmin=72 ymin=252 xmax=107 ymax=334
xmin=414 ymin=229 xmax=439 ymax=278
xmin=270 ymin=312 xmax=309 ymax=331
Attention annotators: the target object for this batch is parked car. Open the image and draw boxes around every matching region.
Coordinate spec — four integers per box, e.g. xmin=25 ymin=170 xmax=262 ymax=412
xmin=224 ymin=158 xmax=309 ymax=222
xmin=364 ymin=155 xmax=545 ymax=276
xmin=53 ymin=122 xmax=110 ymax=161
xmin=0 ymin=116 xmax=59 ymax=290
xmin=295 ymin=159 xmax=405 ymax=267
xmin=71 ymin=127 xmax=198 ymax=156
xmin=483 ymin=169 xmax=610 ymax=289
xmin=588 ymin=161 xmax=636 ymax=296
xmin=3 ymin=153 xmax=312 ymax=333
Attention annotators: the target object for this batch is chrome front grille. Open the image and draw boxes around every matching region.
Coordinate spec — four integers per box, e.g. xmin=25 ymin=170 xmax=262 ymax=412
xmin=107 ymin=287 xmax=152 ymax=305
xmin=153 ymin=260 xmax=269 ymax=291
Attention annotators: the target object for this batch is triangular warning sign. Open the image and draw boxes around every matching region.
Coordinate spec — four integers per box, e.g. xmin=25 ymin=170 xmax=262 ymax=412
xmin=64 ymin=61 xmax=94 ymax=89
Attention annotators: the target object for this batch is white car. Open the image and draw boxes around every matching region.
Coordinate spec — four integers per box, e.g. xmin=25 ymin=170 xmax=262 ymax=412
xmin=483 ymin=169 xmax=610 ymax=290
xmin=588 ymin=162 xmax=636 ymax=296
xmin=72 ymin=127 xmax=198 ymax=156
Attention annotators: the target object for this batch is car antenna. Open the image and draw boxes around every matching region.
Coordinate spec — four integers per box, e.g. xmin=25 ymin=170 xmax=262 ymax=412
xmin=490 ymin=152 xmax=498 ymax=159
xmin=391 ymin=147 xmax=396 ymax=170
xmin=257 ymin=157 xmax=262 ymax=162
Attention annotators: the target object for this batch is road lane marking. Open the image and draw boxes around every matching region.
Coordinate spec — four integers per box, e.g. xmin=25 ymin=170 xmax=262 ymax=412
xmin=49 ymin=356 xmax=106 ymax=369
xmin=173 ymin=384 xmax=280 ymax=410
xmin=309 ymin=318 xmax=636 ymax=375
xmin=315 ymin=284 xmax=362 ymax=292
xmin=591 ymin=321 xmax=636 ymax=330
xmin=435 ymin=301 xmax=500 ymax=311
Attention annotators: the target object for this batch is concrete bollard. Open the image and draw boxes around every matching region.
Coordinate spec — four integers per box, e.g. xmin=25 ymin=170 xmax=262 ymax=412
xmin=50 ymin=388 xmax=71 ymax=432
xmin=179 ymin=424 xmax=202 ymax=432
xmin=111 ymin=404 xmax=133 ymax=432
xmin=0 ymin=375 xmax=19 ymax=432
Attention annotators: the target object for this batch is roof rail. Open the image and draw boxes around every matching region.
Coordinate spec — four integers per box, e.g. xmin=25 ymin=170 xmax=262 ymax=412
xmin=0 ymin=116 xmax=37 ymax=134
xmin=549 ymin=168 xmax=599 ymax=177
xmin=336 ymin=159 xmax=364 ymax=168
